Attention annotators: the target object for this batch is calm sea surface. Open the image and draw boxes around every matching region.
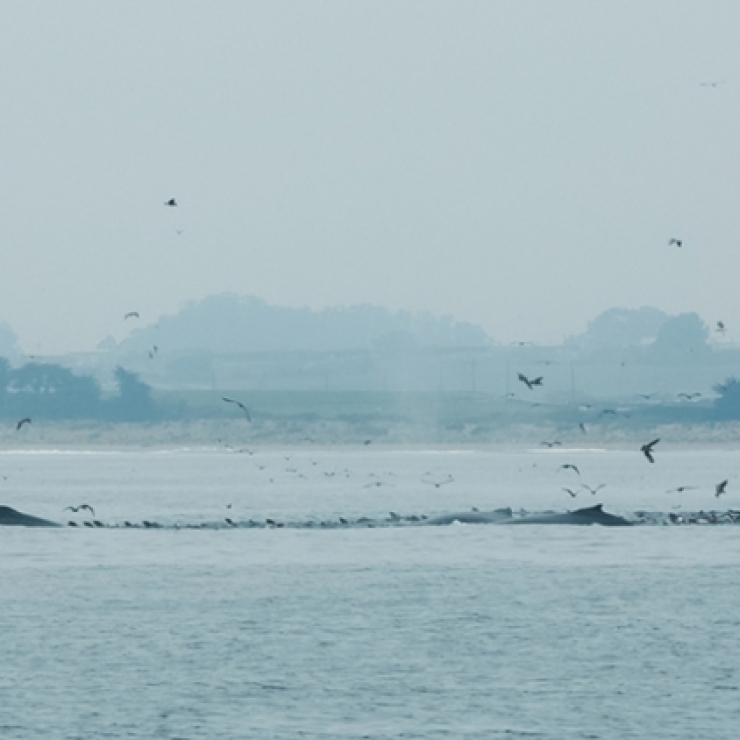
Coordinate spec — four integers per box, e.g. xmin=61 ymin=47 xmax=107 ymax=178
xmin=2 ymin=447 xmax=740 ymax=738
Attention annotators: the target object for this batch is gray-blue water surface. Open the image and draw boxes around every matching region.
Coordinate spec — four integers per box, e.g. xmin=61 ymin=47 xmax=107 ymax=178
xmin=2 ymin=447 xmax=740 ymax=738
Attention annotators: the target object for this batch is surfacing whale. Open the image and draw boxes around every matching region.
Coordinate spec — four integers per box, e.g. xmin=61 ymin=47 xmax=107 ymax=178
xmin=500 ymin=504 xmax=632 ymax=527
xmin=426 ymin=508 xmax=513 ymax=526
xmin=0 ymin=505 xmax=61 ymax=527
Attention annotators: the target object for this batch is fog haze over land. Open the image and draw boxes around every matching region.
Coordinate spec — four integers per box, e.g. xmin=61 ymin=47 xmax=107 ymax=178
xmin=1 ymin=2 xmax=740 ymax=355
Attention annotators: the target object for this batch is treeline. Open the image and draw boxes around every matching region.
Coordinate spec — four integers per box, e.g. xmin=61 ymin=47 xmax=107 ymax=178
xmin=0 ymin=359 xmax=161 ymax=422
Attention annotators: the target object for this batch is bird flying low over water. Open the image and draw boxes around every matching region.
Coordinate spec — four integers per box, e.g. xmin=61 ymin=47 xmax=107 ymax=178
xmin=222 ymin=397 xmax=251 ymax=421
xmin=558 ymin=464 xmax=580 ymax=475
xmin=64 ymin=504 xmax=96 ymax=516
xmin=581 ymin=484 xmax=606 ymax=495
xmin=640 ymin=438 xmax=660 ymax=463
xmin=715 ymin=479 xmax=729 ymax=497
xmin=15 ymin=418 xmax=31 ymax=431
xmin=124 ymin=312 xmax=140 ymax=320
xmin=666 ymin=485 xmax=698 ymax=493
xmin=668 ymin=238 xmax=682 ymax=247
xmin=563 ymin=488 xmax=578 ymax=498
xmin=518 ymin=373 xmax=543 ymax=390
xmin=165 ymin=198 xmax=177 ymax=207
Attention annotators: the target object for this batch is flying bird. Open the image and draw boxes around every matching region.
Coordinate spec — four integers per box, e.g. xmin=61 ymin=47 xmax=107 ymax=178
xmin=15 ymin=418 xmax=31 ymax=431
xmin=124 ymin=312 xmax=140 ymax=320
xmin=541 ymin=441 xmax=562 ymax=448
xmin=668 ymin=238 xmax=683 ymax=247
xmin=665 ymin=486 xmax=698 ymax=493
xmin=64 ymin=504 xmax=96 ymax=516
xmin=558 ymin=464 xmax=580 ymax=475
xmin=563 ymin=488 xmax=578 ymax=498
xmin=677 ymin=392 xmax=701 ymax=401
xmin=421 ymin=474 xmax=455 ymax=488
xmin=640 ymin=438 xmax=660 ymax=463
xmin=518 ymin=373 xmax=543 ymax=390
xmin=715 ymin=479 xmax=729 ymax=497
xmin=164 ymin=198 xmax=178 ymax=207
xmin=716 ymin=321 xmax=726 ymax=334
xmin=581 ymin=484 xmax=606 ymax=495
xmin=222 ymin=397 xmax=251 ymax=422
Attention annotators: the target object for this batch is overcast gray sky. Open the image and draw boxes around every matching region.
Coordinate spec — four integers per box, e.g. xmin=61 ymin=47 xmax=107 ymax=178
xmin=1 ymin=1 xmax=739 ymax=354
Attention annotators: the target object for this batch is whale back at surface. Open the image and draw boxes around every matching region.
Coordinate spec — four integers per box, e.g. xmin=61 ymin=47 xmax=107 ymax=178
xmin=0 ymin=505 xmax=61 ymax=527
xmin=501 ymin=504 xmax=632 ymax=527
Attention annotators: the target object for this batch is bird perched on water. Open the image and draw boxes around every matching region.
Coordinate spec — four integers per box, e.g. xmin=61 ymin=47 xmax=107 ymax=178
xmin=15 ymin=418 xmax=31 ymax=431
xmin=518 ymin=373 xmax=543 ymax=390
xmin=558 ymin=464 xmax=580 ymax=475
xmin=715 ymin=479 xmax=729 ymax=497
xmin=640 ymin=438 xmax=660 ymax=463
xmin=164 ymin=198 xmax=177 ymax=207
xmin=222 ymin=397 xmax=251 ymax=422
xmin=668 ymin=238 xmax=683 ymax=247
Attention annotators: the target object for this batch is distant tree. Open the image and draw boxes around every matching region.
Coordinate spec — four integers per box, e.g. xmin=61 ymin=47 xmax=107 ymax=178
xmin=713 ymin=377 xmax=740 ymax=419
xmin=565 ymin=307 xmax=669 ymax=350
xmin=107 ymin=366 xmax=157 ymax=421
xmin=5 ymin=362 xmax=102 ymax=418
xmin=649 ymin=313 xmax=710 ymax=359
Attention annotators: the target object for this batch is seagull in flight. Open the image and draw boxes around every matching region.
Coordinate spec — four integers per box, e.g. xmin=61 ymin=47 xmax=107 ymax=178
xmin=222 ymin=397 xmax=251 ymax=422
xmin=715 ymin=479 xmax=729 ymax=497
xmin=15 ymin=418 xmax=31 ymax=431
xmin=518 ymin=373 xmax=543 ymax=390
xmin=64 ymin=504 xmax=96 ymax=516
xmin=124 ymin=312 xmax=140 ymax=320
xmin=558 ymin=464 xmax=580 ymax=475
xmin=581 ymin=484 xmax=606 ymax=495
xmin=668 ymin=238 xmax=683 ymax=247
xmin=640 ymin=438 xmax=660 ymax=463
xmin=665 ymin=485 xmax=698 ymax=493
xmin=563 ymin=487 xmax=578 ymax=498
xmin=165 ymin=198 xmax=178 ymax=207
xmin=677 ymin=392 xmax=701 ymax=401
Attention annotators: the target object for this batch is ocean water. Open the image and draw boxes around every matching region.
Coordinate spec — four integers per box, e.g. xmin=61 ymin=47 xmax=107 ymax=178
xmin=2 ymin=447 xmax=740 ymax=738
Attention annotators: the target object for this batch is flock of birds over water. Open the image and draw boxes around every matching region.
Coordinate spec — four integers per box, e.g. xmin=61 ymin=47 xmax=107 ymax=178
xmin=6 ymin=192 xmax=738 ymax=527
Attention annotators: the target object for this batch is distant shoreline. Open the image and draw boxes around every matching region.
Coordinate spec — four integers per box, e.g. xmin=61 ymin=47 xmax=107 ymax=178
xmin=1 ymin=419 xmax=740 ymax=451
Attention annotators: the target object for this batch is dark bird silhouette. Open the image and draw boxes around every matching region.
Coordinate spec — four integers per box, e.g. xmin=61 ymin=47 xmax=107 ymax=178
xmin=677 ymin=392 xmax=701 ymax=401
xmin=541 ymin=441 xmax=562 ymax=448
xmin=666 ymin=485 xmax=698 ymax=493
xmin=563 ymin=487 xmax=578 ymax=498
xmin=581 ymin=483 xmax=606 ymax=495
xmin=16 ymin=418 xmax=31 ymax=431
xmin=165 ymin=198 xmax=178 ymax=207
xmin=579 ymin=422 xmax=587 ymax=433
xmin=640 ymin=438 xmax=660 ymax=463
xmin=716 ymin=479 xmax=729 ymax=498
xmin=64 ymin=504 xmax=96 ymax=516
xmin=222 ymin=397 xmax=251 ymax=422
xmin=668 ymin=238 xmax=682 ymax=247
xmin=716 ymin=321 xmax=726 ymax=334
xmin=518 ymin=373 xmax=543 ymax=390
xmin=124 ymin=312 xmax=140 ymax=320
xmin=558 ymin=464 xmax=580 ymax=475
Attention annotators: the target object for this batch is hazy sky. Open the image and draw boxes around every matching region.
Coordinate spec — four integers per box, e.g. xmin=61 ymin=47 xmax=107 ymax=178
xmin=2 ymin=1 xmax=739 ymax=353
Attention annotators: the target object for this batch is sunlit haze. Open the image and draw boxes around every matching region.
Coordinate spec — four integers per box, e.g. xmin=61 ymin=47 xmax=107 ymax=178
xmin=2 ymin=1 xmax=739 ymax=354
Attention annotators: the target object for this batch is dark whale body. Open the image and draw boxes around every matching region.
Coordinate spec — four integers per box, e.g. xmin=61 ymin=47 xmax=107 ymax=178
xmin=502 ymin=504 xmax=632 ymax=527
xmin=0 ymin=505 xmax=61 ymax=527
xmin=426 ymin=508 xmax=513 ymax=525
